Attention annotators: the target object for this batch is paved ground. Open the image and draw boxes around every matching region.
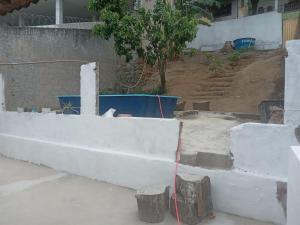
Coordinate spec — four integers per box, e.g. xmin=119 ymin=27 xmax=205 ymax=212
xmin=0 ymin=155 xmax=275 ymax=225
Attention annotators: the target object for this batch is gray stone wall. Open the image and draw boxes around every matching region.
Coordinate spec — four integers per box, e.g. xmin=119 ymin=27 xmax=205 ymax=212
xmin=0 ymin=26 xmax=119 ymax=111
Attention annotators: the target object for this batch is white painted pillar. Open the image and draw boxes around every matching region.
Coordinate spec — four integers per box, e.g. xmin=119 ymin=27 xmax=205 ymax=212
xmin=55 ymin=0 xmax=64 ymax=25
xmin=287 ymin=147 xmax=300 ymax=225
xmin=18 ymin=12 xmax=24 ymax=27
xmin=0 ymin=74 xmax=5 ymax=112
xmin=80 ymin=62 xmax=97 ymax=116
xmin=274 ymin=0 xmax=279 ymax=12
xmin=284 ymin=41 xmax=300 ymax=125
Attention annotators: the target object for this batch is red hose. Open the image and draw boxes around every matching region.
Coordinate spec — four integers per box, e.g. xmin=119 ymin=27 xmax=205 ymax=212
xmin=157 ymin=95 xmax=182 ymax=225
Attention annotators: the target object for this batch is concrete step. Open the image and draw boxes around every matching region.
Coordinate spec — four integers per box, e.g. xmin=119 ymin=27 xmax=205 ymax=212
xmin=199 ymin=82 xmax=232 ymax=88
xmin=190 ymin=91 xmax=230 ymax=97
xmin=209 ymin=73 xmax=235 ymax=78
xmin=180 ymin=151 xmax=233 ymax=170
xmin=196 ymin=87 xmax=232 ymax=92
xmin=209 ymin=77 xmax=234 ymax=82
xmin=188 ymin=96 xmax=223 ymax=100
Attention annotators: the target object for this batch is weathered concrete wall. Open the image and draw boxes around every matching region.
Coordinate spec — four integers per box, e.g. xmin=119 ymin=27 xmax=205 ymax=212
xmin=189 ymin=12 xmax=282 ymax=51
xmin=0 ymin=111 xmax=285 ymax=225
xmin=0 ymin=26 xmax=119 ymax=111
xmin=287 ymin=146 xmax=300 ymax=225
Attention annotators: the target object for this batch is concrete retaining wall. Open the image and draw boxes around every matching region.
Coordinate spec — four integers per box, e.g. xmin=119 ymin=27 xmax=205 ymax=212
xmin=287 ymin=146 xmax=300 ymax=225
xmin=0 ymin=26 xmax=119 ymax=111
xmin=231 ymin=123 xmax=298 ymax=178
xmin=0 ymin=112 xmax=180 ymax=161
xmin=0 ymin=111 xmax=286 ymax=224
xmin=231 ymin=40 xmax=300 ymax=179
xmin=189 ymin=12 xmax=282 ymax=51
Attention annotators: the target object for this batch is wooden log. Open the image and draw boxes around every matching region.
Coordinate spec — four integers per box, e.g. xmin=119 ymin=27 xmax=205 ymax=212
xmin=135 ymin=185 xmax=170 ymax=223
xmin=198 ymin=176 xmax=214 ymax=217
xmin=176 ymin=173 xmax=214 ymax=218
xmin=170 ymin=193 xmax=202 ymax=225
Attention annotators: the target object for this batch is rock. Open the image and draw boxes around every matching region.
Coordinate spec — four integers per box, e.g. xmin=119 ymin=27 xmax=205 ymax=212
xmin=193 ymin=101 xmax=210 ymax=111
xmin=175 ymin=110 xmax=199 ymax=119
xmin=135 ymin=185 xmax=170 ymax=223
xmin=268 ymin=106 xmax=284 ymax=124
xmin=176 ymin=101 xmax=186 ymax=111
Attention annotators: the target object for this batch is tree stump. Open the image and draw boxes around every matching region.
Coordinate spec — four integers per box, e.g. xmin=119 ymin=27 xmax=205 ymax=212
xmin=170 ymin=193 xmax=202 ymax=225
xmin=170 ymin=173 xmax=214 ymax=224
xmin=135 ymin=185 xmax=170 ymax=223
xmin=221 ymin=41 xmax=234 ymax=53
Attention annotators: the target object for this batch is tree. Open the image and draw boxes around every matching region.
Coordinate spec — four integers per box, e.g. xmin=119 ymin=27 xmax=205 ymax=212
xmin=250 ymin=0 xmax=260 ymax=15
xmin=89 ymin=0 xmax=215 ymax=93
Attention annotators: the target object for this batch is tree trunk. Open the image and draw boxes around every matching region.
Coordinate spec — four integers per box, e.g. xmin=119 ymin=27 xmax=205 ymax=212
xmin=158 ymin=58 xmax=167 ymax=94
xmin=135 ymin=185 xmax=170 ymax=223
xmin=251 ymin=0 xmax=259 ymax=15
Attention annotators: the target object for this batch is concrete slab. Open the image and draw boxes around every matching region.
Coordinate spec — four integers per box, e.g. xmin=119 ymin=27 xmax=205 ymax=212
xmin=0 ymin=155 xmax=276 ymax=225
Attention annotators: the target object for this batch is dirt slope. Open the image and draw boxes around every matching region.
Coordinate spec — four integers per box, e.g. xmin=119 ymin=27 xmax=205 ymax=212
xmin=165 ymin=49 xmax=285 ymax=113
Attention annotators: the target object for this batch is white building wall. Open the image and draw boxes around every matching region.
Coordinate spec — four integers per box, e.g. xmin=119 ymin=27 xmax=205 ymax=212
xmin=189 ymin=12 xmax=282 ymax=51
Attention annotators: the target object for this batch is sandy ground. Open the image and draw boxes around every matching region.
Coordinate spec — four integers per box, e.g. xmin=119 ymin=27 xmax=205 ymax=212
xmin=144 ymin=49 xmax=284 ymax=113
xmin=0 ymin=155 xmax=276 ymax=225
xmin=180 ymin=112 xmax=246 ymax=155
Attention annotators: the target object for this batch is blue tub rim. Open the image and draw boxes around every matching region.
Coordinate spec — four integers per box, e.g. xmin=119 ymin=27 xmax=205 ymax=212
xmin=57 ymin=94 xmax=180 ymax=99
xmin=233 ymin=37 xmax=256 ymax=42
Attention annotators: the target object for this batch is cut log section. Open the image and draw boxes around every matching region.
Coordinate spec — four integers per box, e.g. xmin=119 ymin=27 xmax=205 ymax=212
xmin=171 ymin=173 xmax=214 ymax=224
xmin=135 ymin=185 xmax=170 ymax=223
xmin=170 ymin=193 xmax=202 ymax=225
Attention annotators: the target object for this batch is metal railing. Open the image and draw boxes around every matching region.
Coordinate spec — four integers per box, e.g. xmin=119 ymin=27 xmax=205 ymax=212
xmin=0 ymin=12 xmax=91 ymax=27
xmin=284 ymin=1 xmax=300 ymax=12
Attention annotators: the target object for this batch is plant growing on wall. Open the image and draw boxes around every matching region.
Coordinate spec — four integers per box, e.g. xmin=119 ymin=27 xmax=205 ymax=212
xmin=89 ymin=0 xmax=216 ymax=93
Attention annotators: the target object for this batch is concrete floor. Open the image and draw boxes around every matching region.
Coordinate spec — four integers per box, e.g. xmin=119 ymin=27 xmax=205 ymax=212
xmin=0 ymin=155 xmax=275 ymax=225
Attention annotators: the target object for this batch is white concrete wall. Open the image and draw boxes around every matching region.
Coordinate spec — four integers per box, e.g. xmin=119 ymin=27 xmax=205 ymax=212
xmin=231 ymin=40 xmax=300 ymax=179
xmin=0 ymin=74 xmax=5 ymax=112
xmin=189 ymin=12 xmax=282 ymax=51
xmin=285 ymin=40 xmax=300 ymax=125
xmin=0 ymin=112 xmax=180 ymax=161
xmin=287 ymin=146 xmax=300 ymax=225
xmin=0 ymin=114 xmax=286 ymax=224
xmin=231 ymin=123 xmax=298 ymax=178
